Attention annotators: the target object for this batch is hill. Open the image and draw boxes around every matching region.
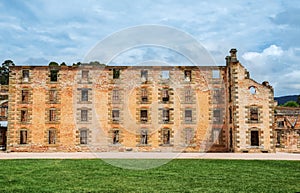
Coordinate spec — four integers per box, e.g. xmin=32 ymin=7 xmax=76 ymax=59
xmin=275 ymin=95 xmax=299 ymax=105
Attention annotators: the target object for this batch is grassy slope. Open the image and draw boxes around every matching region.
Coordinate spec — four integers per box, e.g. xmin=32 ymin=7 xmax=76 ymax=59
xmin=0 ymin=159 xmax=299 ymax=193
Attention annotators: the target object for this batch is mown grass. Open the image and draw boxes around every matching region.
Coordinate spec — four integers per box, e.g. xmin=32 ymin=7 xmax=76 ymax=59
xmin=0 ymin=159 xmax=299 ymax=192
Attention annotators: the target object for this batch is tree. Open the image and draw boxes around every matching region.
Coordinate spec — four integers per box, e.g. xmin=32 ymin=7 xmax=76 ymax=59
xmin=0 ymin=60 xmax=15 ymax=85
xmin=283 ymin=101 xmax=299 ymax=107
xmin=297 ymin=95 xmax=300 ymax=105
xmin=87 ymin=61 xmax=106 ymax=66
xmin=60 ymin=62 xmax=67 ymax=66
xmin=49 ymin=61 xmax=59 ymax=66
xmin=72 ymin=62 xmax=81 ymax=67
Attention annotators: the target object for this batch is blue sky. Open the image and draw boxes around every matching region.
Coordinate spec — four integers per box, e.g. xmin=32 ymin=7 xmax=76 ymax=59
xmin=0 ymin=0 xmax=300 ymax=96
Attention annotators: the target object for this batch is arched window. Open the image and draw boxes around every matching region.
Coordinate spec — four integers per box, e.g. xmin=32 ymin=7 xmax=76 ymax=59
xmin=20 ymin=109 xmax=28 ymax=122
xmin=20 ymin=129 xmax=28 ymax=144
xmin=184 ymin=70 xmax=191 ymax=82
xmin=184 ymin=89 xmax=192 ymax=103
xmin=140 ymin=129 xmax=148 ymax=145
xmin=48 ymin=128 xmax=56 ymax=144
xmin=249 ymin=86 xmax=256 ymax=94
xmin=162 ymin=89 xmax=169 ymax=102
xmin=162 ymin=128 xmax=171 ymax=145
xmin=112 ymin=129 xmax=120 ymax=144
xmin=141 ymin=88 xmax=148 ymax=102
xmin=250 ymin=130 xmax=259 ymax=146
xmin=183 ymin=128 xmax=194 ymax=145
xmin=250 ymin=107 xmax=259 ymax=122
xmin=80 ymin=129 xmax=88 ymax=145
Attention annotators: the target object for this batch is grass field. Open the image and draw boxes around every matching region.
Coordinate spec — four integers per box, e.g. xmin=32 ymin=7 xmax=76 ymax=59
xmin=0 ymin=159 xmax=299 ymax=192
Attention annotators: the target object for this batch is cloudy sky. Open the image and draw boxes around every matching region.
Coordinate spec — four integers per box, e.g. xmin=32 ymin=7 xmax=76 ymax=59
xmin=1 ymin=0 xmax=300 ymax=96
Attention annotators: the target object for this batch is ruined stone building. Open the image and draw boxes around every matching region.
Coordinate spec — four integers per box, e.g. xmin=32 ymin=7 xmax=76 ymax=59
xmin=0 ymin=85 xmax=8 ymax=150
xmin=275 ymin=106 xmax=300 ymax=152
xmin=2 ymin=49 xmax=292 ymax=153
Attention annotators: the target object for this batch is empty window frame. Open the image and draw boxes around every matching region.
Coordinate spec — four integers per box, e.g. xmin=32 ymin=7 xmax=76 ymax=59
xmin=184 ymin=128 xmax=194 ymax=145
xmin=141 ymin=88 xmax=148 ymax=102
xmin=22 ymin=70 xmax=29 ymax=82
xmin=21 ymin=90 xmax=29 ymax=103
xmin=81 ymin=110 xmax=88 ymax=122
xmin=184 ymin=70 xmax=191 ymax=82
xmin=212 ymin=128 xmax=221 ymax=145
xmin=276 ymin=130 xmax=283 ymax=146
xmin=82 ymin=70 xmax=89 ymax=81
xmin=141 ymin=70 xmax=148 ymax=82
xmin=0 ymin=130 xmax=4 ymax=146
xmin=250 ymin=130 xmax=259 ymax=146
xmin=49 ymin=89 xmax=57 ymax=103
xmin=162 ymin=89 xmax=169 ymax=102
xmin=185 ymin=109 xmax=192 ymax=123
xmin=162 ymin=128 xmax=171 ymax=145
xmin=112 ymin=110 xmax=120 ymax=122
xmin=213 ymin=109 xmax=221 ymax=124
xmin=113 ymin=69 xmax=120 ymax=79
xmin=20 ymin=109 xmax=28 ymax=122
xmin=250 ymin=107 xmax=259 ymax=122
xmin=49 ymin=109 xmax=57 ymax=122
xmin=140 ymin=129 xmax=148 ymax=145
xmin=0 ymin=106 xmax=8 ymax=118
xmin=212 ymin=70 xmax=220 ymax=79
xmin=140 ymin=110 xmax=148 ymax=122
xmin=277 ymin=121 xmax=284 ymax=128
xmin=161 ymin=70 xmax=169 ymax=79
xmin=50 ymin=70 xmax=58 ymax=82
xmin=162 ymin=109 xmax=170 ymax=123
xmin=249 ymin=86 xmax=256 ymax=94
xmin=213 ymin=89 xmax=222 ymax=103
xmin=0 ymin=95 xmax=8 ymax=100
xmin=112 ymin=90 xmax=120 ymax=103
xmin=20 ymin=130 xmax=28 ymax=144
xmin=81 ymin=90 xmax=88 ymax=101
xmin=184 ymin=89 xmax=192 ymax=103
xmin=48 ymin=129 xmax=56 ymax=144
xmin=113 ymin=130 xmax=119 ymax=144
xmin=80 ymin=130 xmax=88 ymax=145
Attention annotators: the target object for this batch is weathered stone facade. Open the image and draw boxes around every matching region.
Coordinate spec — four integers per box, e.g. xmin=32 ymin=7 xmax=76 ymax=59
xmin=0 ymin=85 xmax=8 ymax=150
xmin=275 ymin=106 xmax=300 ymax=152
xmin=226 ymin=49 xmax=276 ymax=153
xmin=0 ymin=85 xmax=8 ymax=121
xmin=6 ymin=49 xmax=278 ymax=152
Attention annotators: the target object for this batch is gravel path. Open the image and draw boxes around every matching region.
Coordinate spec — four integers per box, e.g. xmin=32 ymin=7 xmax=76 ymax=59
xmin=0 ymin=152 xmax=300 ymax=160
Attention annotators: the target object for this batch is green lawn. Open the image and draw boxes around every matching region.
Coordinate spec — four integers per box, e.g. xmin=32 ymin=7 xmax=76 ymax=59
xmin=0 ymin=159 xmax=299 ymax=193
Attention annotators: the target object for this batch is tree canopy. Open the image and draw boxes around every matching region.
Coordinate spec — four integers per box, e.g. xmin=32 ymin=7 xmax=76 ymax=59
xmin=49 ymin=61 xmax=59 ymax=66
xmin=282 ymin=101 xmax=299 ymax=107
xmin=0 ymin=60 xmax=15 ymax=85
xmin=60 ymin=62 xmax=67 ymax=66
xmin=72 ymin=62 xmax=81 ymax=66
xmin=86 ymin=61 xmax=106 ymax=66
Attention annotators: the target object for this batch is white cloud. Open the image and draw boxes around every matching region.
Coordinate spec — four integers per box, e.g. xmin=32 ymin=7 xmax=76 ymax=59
xmin=264 ymin=45 xmax=284 ymax=56
xmin=241 ymin=45 xmax=300 ymax=96
xmin=283 ymin=70 xmax=300 ymax=82
xmin=243 ymin=45 xmax=283 ymax=61
xmin=0 ymin=0 xmax=300 ymax=96
xmin=242 ymin=45 xmax=284 ymax=70
xmin=110 ymin=47 xmax=192 ymax=65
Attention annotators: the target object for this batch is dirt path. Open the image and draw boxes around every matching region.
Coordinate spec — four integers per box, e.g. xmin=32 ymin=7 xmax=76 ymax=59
xmin=0 ymin=152 xmax=300 ymax=160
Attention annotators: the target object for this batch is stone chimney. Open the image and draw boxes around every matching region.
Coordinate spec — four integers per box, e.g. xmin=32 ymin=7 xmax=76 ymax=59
xmin=229 ymin=48 xmax=238 ymax=63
